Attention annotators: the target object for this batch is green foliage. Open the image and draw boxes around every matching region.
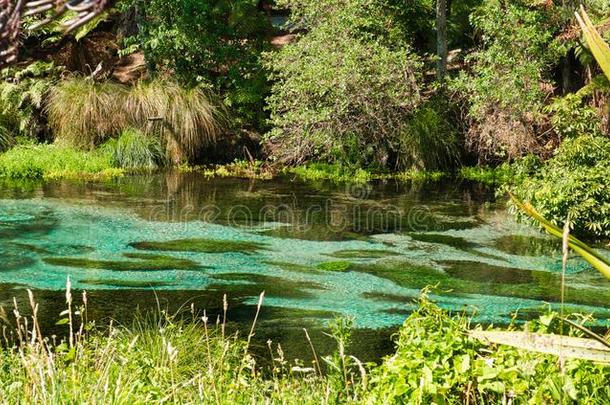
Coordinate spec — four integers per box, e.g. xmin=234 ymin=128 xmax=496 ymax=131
xmin=397 ymin=103 xmax=460 ymax=171
xmin=368 ymin=293 xmax=610 ymax=403
xmin=460 ymin=154 xmax=540 ymax=186
xmin=0 ymin=144 xmax=121 ymax=180
xmin=0 ymin=62 xmax=58 ymax=142
xmin=451 ymin=0 xmax=561 ymax=161
xmin=544 ymin=94 xmax=602 ymax=139
xmin=510 ymin=135 xmax=610 ymax=238
xmin=102 ymin=128 xmax=165 ymax=170
xmin=286 ymin=163 xmax=373 ymax=183
xmin=125 ymin=0 xmax=271 ymax=128
xmin=265 ymin=0 xmax=424 ymax=168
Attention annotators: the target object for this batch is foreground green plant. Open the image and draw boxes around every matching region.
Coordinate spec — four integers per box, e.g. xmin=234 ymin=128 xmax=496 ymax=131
xmin=369 ymin=292 xmax=610 ymax=404
xmin=0 ymin=284 xmax=608 ymax=403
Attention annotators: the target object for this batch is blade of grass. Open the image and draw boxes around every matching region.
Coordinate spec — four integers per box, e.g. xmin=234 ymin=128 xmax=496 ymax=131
xmin=509 ymin=193 xmax=610 ymax=280
xmin=575 ymin=7 xmax=610 ymax=81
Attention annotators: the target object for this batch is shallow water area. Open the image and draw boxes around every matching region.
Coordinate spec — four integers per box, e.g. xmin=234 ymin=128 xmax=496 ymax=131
xmin=0 ymin=173 xmax=609 ymax=360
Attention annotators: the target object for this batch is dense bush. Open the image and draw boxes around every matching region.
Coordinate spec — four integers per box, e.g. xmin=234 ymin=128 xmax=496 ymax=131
xmin=265 ymin=0 xmax=438 ymax=169
xmin=451 ymin=0 xmax=561 ymax=162
xmin=511 ymin=135 xmax=610 ymax=239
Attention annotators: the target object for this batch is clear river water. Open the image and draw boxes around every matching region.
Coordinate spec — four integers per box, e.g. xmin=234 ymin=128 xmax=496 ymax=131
xmin=1 ymin=173 xmax=609 ymax=361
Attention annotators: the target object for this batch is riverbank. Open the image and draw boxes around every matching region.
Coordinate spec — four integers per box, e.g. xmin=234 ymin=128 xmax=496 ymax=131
xmin=2 ymin=288 xmax=608 ymax=403
xmin=0 ymin=144 xmax=505 ymax=185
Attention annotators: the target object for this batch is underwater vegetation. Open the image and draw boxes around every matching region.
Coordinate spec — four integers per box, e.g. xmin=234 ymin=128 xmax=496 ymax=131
xmin=129 ymin=238 xmax=267 ymax=254
xmin=43 ymin=253 xmax=203 ymax=271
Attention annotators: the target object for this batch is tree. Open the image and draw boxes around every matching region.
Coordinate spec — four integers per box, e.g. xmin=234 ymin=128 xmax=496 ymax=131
xmin=436 ymin=0 xmax=448 ymax=82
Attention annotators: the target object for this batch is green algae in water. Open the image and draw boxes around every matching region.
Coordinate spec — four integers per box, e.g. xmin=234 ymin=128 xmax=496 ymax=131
xmin=209 ymin=273 xmax=326 ymax=300
xmin=409 ymin=233 xmax=480 ymax=249
xmin=493 ymin=235 xmax=559 ymax=257
xmin=316 ymin=261 xmax=352 ymax=272
xmin=326 ymin=249 xmax=399 ymax=259
xmin=0 ymin=254 xmax=36 ymax=271
xmin=130 ymin=238 xmax=267 ymax=254
xmin=263 ymin=260 xmax=321 ymax=274
xmin=43 ymin=253 xmax=202 ymax=271
xmin=80 ymin=279 xmax=177 ymax=288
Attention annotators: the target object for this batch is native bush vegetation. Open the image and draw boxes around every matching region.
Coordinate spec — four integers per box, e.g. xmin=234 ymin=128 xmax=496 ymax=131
xmin=264 ymin=0 xmax=461 ymax=170
xmin=123 ymin=0 xmax=271 ymax=129
xmin=510 ymin=135 xmax=610 ymax=239
xmin=450 ymin=0 xmax=562 ymax=162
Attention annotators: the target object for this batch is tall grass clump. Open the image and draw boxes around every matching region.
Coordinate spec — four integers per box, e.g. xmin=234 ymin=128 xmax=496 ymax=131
xmin=397 ymin=104 xmax=460 ymax=171
xmin=125 ymin=80 xmax=224 ymax=164
xmin=47 ymin=78 xmax=128 ymax=148
xmin=102 ymin=128 xmax=165 ymax=170
xmin=47 ymin=78 xmax=225 ymax=164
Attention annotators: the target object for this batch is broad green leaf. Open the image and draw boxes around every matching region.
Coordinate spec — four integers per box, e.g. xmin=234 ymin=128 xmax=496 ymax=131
xmin=510 ymin=194 xmax=610 ymax=280
xmin=470 ymin=330 xmax=610 ymax=364
xmin=575 ymin=7 xmax=610 ymax=82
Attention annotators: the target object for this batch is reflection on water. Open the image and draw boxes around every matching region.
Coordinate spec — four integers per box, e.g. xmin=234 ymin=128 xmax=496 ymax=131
xmin=0 ymin=173 xmax=609 ymax=360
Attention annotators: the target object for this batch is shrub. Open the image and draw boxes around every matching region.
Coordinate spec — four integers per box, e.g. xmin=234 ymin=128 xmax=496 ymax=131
xmin=450 ymin=0 xmax=562 ymax=162
xmin=102 ymin=128 xmax=165 ymax=170
xmin=264 ymin=0 xmax=424 ymax=168
xmin=544 ymin=93 xmax=603 ymax=140
xmin=510 ymin=135 xmax=610 ymax=239
xmin=0 ymin=144 xmax=120 ymax=179
xmin=368 ymin=293 xmax=610 ymax=403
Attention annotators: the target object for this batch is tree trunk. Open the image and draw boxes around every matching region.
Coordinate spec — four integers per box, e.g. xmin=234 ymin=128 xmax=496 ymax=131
xmin=436 ymin=0 xmax=448 ymax=83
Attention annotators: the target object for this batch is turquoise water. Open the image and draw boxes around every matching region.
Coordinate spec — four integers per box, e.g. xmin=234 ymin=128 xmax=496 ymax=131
xmin=1 ymin=174 xmax=609 ymax=360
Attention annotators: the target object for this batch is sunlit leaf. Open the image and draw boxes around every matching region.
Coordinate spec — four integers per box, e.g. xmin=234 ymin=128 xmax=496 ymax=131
xmin=575 ymin=7 xmax=610 ymax=82
xmin=470 ymin=330 xmax=610 ymax=364
xmin=510 ymin=193 xmax=610 ymax=280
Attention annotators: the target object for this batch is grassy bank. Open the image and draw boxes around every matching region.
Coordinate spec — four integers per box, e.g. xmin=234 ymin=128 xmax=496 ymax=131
xmin=2 ymin=287 xmax=609 ymax=403
xmin=0 ymin=144 xmax=123 ymax=180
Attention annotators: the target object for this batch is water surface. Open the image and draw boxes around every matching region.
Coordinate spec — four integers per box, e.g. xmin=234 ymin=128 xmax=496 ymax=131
xmin=1 ymin=173 xmax=609 ymax=360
